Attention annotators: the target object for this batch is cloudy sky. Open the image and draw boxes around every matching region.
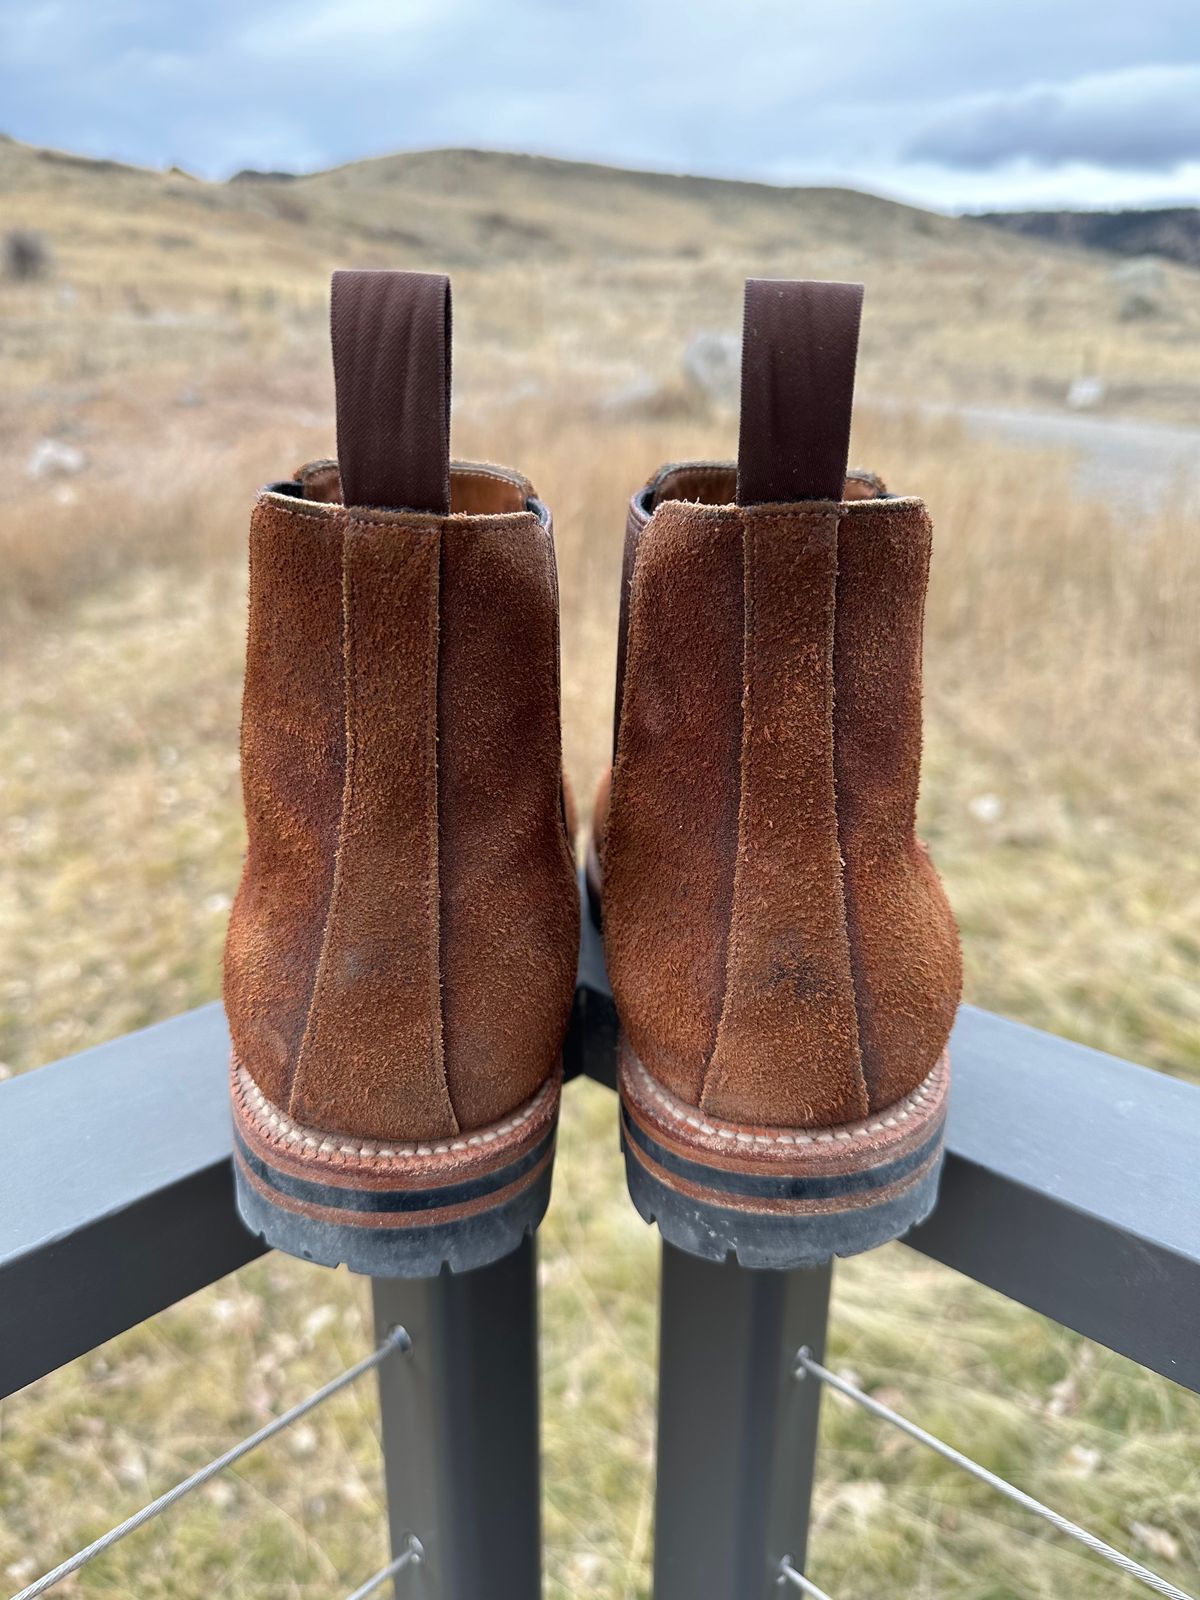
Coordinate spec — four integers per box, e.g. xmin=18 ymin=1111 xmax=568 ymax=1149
xmin=3 ymin=0 xmax=1199 ymax=212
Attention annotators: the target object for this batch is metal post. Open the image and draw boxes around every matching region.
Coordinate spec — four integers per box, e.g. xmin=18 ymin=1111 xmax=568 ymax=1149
xmin=652 ymin=1245 xmax=833 ymax=1600
xmin=370 ymin=1235 xmax=542 ymax=1600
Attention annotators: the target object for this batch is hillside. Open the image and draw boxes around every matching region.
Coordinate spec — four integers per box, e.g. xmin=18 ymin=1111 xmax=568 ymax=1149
xmin=5 ymin=136 xmax=1200 ymax=434
xmin=978 ymin=205 xmax=1200 ymax=269
xmin=2 ymin=137 xmax=979 ymax=273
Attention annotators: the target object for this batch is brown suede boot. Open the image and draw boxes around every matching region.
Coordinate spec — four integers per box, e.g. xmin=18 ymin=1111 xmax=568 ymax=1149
xmin=224 ymin=269 xmax=579 ymax=1276
xmin=594 ymin=279 xmax=961 ymax=1268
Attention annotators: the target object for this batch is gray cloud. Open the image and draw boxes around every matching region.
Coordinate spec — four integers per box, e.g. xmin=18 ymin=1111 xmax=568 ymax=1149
xmin=909 ymin=65 xmax=1200 ymax=170
xmin=2 ymin=2 xmax=1200 ymax=208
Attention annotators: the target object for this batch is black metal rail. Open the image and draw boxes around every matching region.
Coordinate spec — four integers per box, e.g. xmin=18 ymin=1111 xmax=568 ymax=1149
xmin=2 ymin=894 xmax=1197 ymax=1598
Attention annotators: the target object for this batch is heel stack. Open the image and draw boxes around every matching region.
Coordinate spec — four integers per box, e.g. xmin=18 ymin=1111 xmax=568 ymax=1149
xmin=619 ymin=1043 xmax=948 ymax=1270
xmin=230 ymin=1060 xmax=559 ymax=1277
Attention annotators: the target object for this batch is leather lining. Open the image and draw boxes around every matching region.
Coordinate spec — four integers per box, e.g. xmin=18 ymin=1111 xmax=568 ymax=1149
xmin=287 ymin=458 xmax=541 ymax=518
xmin=638 ymin=462 xmax=888 ymax=517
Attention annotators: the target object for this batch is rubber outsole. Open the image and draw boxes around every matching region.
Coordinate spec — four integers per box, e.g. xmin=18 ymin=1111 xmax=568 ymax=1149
xmin=230 ymin=1059 xmax=559 ymax=1278
xmin=234 ymin=1147 xmax=553 ymax=1276
xmin=619 ymin=1044 xmax=949 ymax=1270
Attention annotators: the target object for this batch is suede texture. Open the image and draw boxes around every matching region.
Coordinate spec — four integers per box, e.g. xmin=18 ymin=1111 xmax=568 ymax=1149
xmin=601 ymin=475 xmax=960 ymax=1128
xmin=612 ymin=466 xmax=887 ymax=758
xmin=602 ymin=499 xmax=744 ymax=1105
xmin=288 ymin=513 xmax=452 ymax=1140
xmin=223 ymin=496 xmax=346 ymax=1113
xmin=833 ymin=498 xmax=962 ymax=1109
xmin=437 ymin=514 xmax=579 ymax=1130
xmin=702 ymin=506 xmax=867 ymax=1127
xmin=225 ymin=475 xmax=578 ymax=1143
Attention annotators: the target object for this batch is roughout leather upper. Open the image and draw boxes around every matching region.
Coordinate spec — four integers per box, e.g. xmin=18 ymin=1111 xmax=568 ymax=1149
xmin=224 ymin=463 xmax=579 ymax=1144
xmin=600 ymin=469 xmax=961 ymax=1129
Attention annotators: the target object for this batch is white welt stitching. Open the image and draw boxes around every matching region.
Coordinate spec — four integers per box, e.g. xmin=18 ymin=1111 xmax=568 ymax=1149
xmin=235 ymin=1063 xmax=555 ymax=1165
xmin=625 ymin=1054 xmax=947 ymax=1146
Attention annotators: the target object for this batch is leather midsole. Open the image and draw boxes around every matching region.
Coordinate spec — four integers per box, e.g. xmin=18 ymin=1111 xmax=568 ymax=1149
xmin=619 ymin=1040 xmax=949 ymax=1180
xmin=231 ymin=1055 xmax=561 ymax=1194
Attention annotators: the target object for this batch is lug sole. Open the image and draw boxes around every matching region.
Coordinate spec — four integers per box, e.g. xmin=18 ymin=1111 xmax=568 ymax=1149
xmin=619 ymin=1042 xmax=949 ymax=1270
xmin=230 ymin=1059 xmax=559 ymax=1277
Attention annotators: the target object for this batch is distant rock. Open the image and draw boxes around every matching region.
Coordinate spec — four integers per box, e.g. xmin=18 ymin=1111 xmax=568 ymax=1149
xmin=4 ymin=229 xmax=50 ymax=282
xmin=595 ymin=373 xmax=669 ymax=416
xmin=27 ymin=438 xmax=87 ymax=479
xmin=683 ymin=331 xmax=740 ymax=410
xmin=1066 ymin=376 xmax=1106 ymax=410
xmin=597 ymin=343 xmax=746 ymax=420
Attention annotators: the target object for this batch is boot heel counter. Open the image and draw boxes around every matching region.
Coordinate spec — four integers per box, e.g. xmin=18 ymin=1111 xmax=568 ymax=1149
xmin=605 ymin=498 xmax=871 ymax=1127
xmin=604 ymin=501 xmax=745 ymax=1106
xmin=436 ymin=512 xmax=580 ymax=1130
xmin=834 ymin=498 xmax=962 ymax=1111
xmin=229 ymin=493 xmax=577 ymax=1147
xmin=286 ymin=513 xmax=454 ymax=1143
xmin=699 ymin=505 xmax=870 ymax=1129
xmin=223 ymin=493 xmax=347 ymax=1113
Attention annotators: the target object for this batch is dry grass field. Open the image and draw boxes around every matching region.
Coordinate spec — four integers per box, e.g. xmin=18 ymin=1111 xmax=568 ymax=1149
xmin=1 ymin=137 xmax=1198 ymax=1597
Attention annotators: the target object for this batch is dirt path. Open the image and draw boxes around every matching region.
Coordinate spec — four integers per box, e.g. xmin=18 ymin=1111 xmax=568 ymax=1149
xmin=953 ymin=403 xmax=1200 ymax=513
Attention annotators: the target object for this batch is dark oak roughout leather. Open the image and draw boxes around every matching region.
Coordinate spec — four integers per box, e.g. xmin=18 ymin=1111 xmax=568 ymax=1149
xmin=600 ymin=281 xmax=961 ymax=1135
xmin=225 ymin=272 xmax=578 ymax=1156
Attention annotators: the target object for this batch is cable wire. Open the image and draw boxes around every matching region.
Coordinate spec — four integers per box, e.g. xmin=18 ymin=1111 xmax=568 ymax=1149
xmin=11 ymin=1327 xmax=412 ymax=1600
xmin=795 ymin=1347 xmax=1194 ymax=1600
xmin=778 ymin=1557 xmax=835 ymax=1597
xmin=344 ymin=1537 xmax=423 ymax=1600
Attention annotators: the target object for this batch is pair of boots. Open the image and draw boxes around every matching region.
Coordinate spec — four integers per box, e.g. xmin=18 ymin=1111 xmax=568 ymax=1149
xmin=224 ymin=269 xmax=961 ymax=1277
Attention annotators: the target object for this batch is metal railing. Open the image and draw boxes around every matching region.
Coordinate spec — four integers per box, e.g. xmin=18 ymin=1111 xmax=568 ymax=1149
xmin=2 ymin=886 xmax=1197 ymax=1598
xmin=10 ymin=1330 xmax=414 ymax=1600
xmin=788 ymin=1350 xmax=1192 ymax=1600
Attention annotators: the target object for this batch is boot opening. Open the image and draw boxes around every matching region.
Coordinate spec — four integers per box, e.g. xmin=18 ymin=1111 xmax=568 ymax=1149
xmin=636 ymin=461 xmax=891 ymax=517
xmin=268 ymin=458 xmax=546 ymax=519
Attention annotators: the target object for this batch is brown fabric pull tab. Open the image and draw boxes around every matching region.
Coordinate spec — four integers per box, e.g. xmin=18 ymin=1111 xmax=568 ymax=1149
xmin=736 ymin=278 xmax=863 ymax=505
xmin=331 ymin=268 xmax=452 ymax=513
